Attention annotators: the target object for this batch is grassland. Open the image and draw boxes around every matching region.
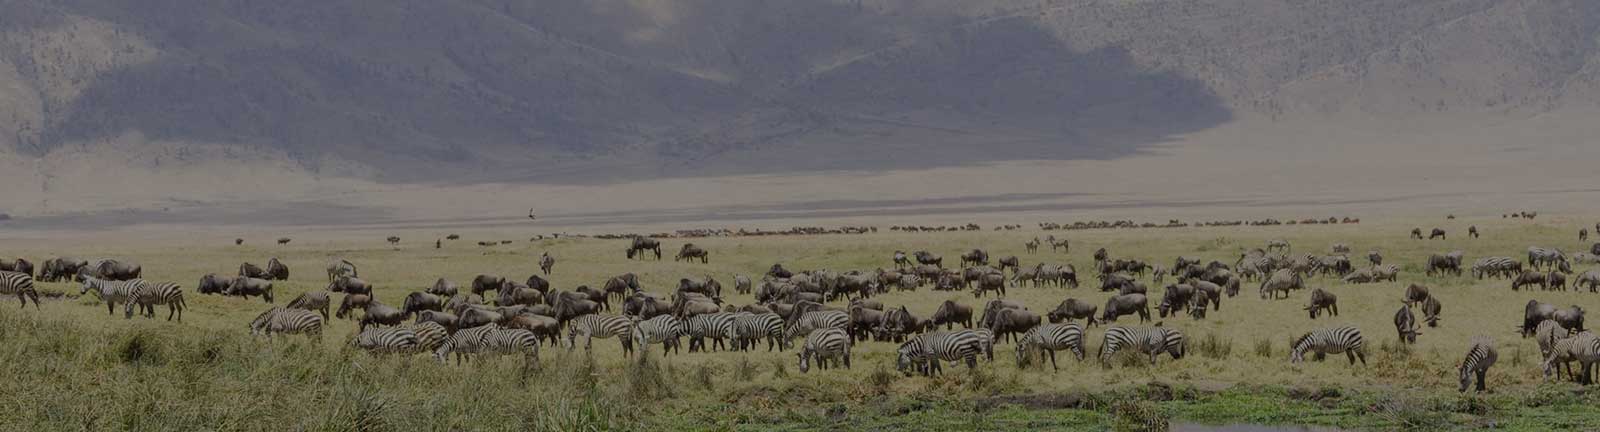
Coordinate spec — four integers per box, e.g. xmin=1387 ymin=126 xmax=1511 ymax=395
xmin=4 ymin=216 xmax=1600 ymax=430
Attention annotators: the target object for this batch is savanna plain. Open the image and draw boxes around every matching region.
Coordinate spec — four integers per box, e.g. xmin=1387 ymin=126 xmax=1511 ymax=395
xmin=3 ymin=216 xmax=1600 ymax=431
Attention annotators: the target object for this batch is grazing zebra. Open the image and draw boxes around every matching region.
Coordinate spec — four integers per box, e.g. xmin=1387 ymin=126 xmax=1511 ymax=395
xmin=953 ymin=328 xmax=996 ymax=362
xmin=80 ymin=276 xmax=145 ymax=316
xmin=402 ymin=322 xmax=449 ymax=354
xmin=435 ymin=324 xmax=500 ymax=364
xmin=798 ymin=328 xmax=852 ymax=373
xmin=1290 ymin=326 xmax=1367 ymax=366
xmin=1015 ymin=323 xmax=1085 ymax=371
xmin=125 ymin=281 xmax=186 ymax=321
xmin=479 ymin=328 xmax=541 ymax=366
xmin=0 ymin=271 xmax=41 ymax=309
xmin=286 ymin=291 xmax=331 ymax=319
xmin=1098 ymin=326 xmax=1183 ymax=367
xmin=734 ymin=313 xmax=787 ymax=352
xmin=1535 ymin=319 xmax=1572 ymax=358
xmin=786 ymin=310 xmax=849 ymax=342
xmin=1458 ymin=337 xmax=1498 ymax=392
xmin=633 ymin=315 xmax=684 ymax=356
xmin=1563 ymin=332 xmax=1600 ymax=385
xmin=565 ymin=314 xmax=634 ymax=357
xmin=895 ymin=331 xmax=985 ymax=376
xmin=1528 ymin=247 xmax=1568 ymax=272
xmin=354 ymin=327 xmax=421 ymax=355
xmin=249 ymin=307 xmax=323 ymax=339
xmin=683 ymin=312 xmax=737 ymax=352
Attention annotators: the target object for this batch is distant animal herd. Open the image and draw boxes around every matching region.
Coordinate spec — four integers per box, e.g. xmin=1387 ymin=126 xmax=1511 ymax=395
xmin=5 ymin=216 xmax=1600 ymax=393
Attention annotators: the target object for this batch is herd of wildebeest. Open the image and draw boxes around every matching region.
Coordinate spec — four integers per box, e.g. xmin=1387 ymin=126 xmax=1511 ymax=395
xmin=7 ymin=220 xmax=1600 ymax=393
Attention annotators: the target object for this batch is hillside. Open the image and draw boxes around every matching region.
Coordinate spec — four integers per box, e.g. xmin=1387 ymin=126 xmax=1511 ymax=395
xmin=1 ymin=0 xmax=1598 ymax=220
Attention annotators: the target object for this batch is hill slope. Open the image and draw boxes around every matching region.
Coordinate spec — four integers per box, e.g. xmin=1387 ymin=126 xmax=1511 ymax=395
xmin=1 ymin=0 xmax=1598 ymax=218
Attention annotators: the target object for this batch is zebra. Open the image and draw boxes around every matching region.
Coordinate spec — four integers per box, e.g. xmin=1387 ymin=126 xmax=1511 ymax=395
xmin=1014 ymin=323 xmax=1084 ymax=371
xmin=286 ymin=290 xmax=331 ymax=319
xmin=1558 ymin=332 xmax=1600 ymax=385
xmin=0 ymin=271 xmax=41 ymax=309
xmin=733 ymin=313 xmax=787 ymax=352
xmin=565 ymin=314 xmax=634 ymax=357
xmin=683 ymin=312 xmax=737 ymax=352
xmin=402 ymin=322 xmax=449 ymax=354
xmin=326 ymin=258 xmax=357 ymax=282
xmin=435 ymin=323 xmax=500 ymax=364
xmin=798 ymin=328 xmax=852 ymax=373
xmin=895 ymin=331 xmax=985 ymax=376
xmin=786 ymin=310 xmax=849 ymax=342
xmin=633 ymin=314 xmax=684 ymax=356
xmin=478 ymin=327 xmax=541 ymax=366
xmin=1458 ymin=337 xmax=1498 ymax=392
xmin=1290 ymin=326 xmax=1367 ymax=366
xmin=1098 ymin=326 xmax=1183 ymax=368
xmin=249 ymin=307 xmax=323 ymax=339
xmin=80 ymin=276 xmax=145 ymax=316
xmin=1528 ymin=247 xmax=1568 ymax=272
xmin=954 ymin=328 xmax=996 ymax=362
xmin=353 ymin=327 xmax=421 ymax=355
xmin=125 ymin=281 xmax=186 ymax=321
xmin=1535 ymin=319 xmax=1572 ymax=358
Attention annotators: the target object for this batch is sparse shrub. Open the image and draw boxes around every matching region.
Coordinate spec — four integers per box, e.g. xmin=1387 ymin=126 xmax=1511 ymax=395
xmin=694 ymin=363 xmax=715 ymax=391
xmin=627 ymin=350 xmax=672 ymax=400
xmin=1254 ymin=337 xmax=1274 ymax=358
xmin=770 ymin=358 xmax=788 ymax=379
xmin=1367 ymin=394 xmax=1448 ymax=429
xmin=1196 ymin=333 xmax=1233 ymax=359
xmin=866 ymin=365 xmax=897 ymax=395
xmin=964 ymin=365 xmax=994 ymax=392
xmin=1110 ymin=399 xmax=1169 ymax=432
xmin=1114 ymin=348 xmax=1146 ymax=368
xmin=733 ymin=356 xmax=757 ymax=381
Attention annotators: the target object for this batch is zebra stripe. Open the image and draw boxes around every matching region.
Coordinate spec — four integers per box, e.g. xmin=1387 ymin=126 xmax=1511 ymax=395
xmin=954 ymin=328 xmax=995 ymax=362
xmin=1290 ymin=326 xmax=1367 ymax=365
xmin=249 ymin=307 xmax=323 ymax=339
xmin=1016 ymin=323 xmax=1084 ymax=370
xmin=733 ymin=313 xmax=787 ymax=352
xmin=786 ymin=310 xmax=849 ymax=341
xmin=1458 ymin=337 xmax=1498 ymax=392
xmin=684 ymin=312 xmax=738 ymax=352
xmin=354 ymin=327 xmax=420 ymax=355
xmin=633 ymin=315 xmax=684 ymax=356
xmin=125 ymin=281 xmax=185 ymax=321
xmin=895 ymin=331 xmax=984 ymax=376
xmin=80 ymin=277 xmax=145 ymax=316
xmin=565 ymin=314 xmax=635 ymax=356
xmin=402 ymin=322 xmax=449 ymax=354
xmin=286 ymin=291 xmax=331 ymax=319
xmin=478 ymin=328 xmax=541 ymax=365
xmin=1535 ymin=320 xmax=1570 ymax=358
xmin=799 ymin=328 xmax=852 ymax=373
xmin=436 ymin=323 xmax=500 ymax=364
xmin=1099 ymin=326 xmax=1181 ymax=367
xmin=0 ymin=271 xmax=40 ymax=309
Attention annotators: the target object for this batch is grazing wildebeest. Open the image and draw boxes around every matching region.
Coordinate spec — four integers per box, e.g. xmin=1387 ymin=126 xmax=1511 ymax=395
xmin=277 ymin=237 xmax=291 ymax=245
xmin=1394 ymin=306 xmax=1420 ymax=344
xmin=1468 ymin=226 xmax=1479 ymax=238
xmin=197 ymin=273 xmax=234 ymax=295
xmin=471 ymin=274 xmax=508 ymax=296
xmin=226 ymin=277 xmax=275 ymax=303
xmin=675 ymin=244 xmax=709 ymax=263
xmin=628 ymin=237 xmax=662 ymax=260
xmin=893 ymin=251 xmax=911 ymax=269
xmin=960 ymin=249 xmax=989 ymax=267
xmin=0 ymin=258 xmax=33 ymax=277
xmin=386 ymin=236 xmax=400 ymax=245
xmin=1305 ymin=288 xmax=1338 ymax=319
xmin=1410 ymin=228 xmax=1423 ymax=239
xmin=1512 ymin=271 xmax=1547 ymax=291
xmin=932 ymin=300 xmax=974 ymax=330
xmin=1101 ymin=294 xmax=1150 ymax=323
xmin=329 ymin=276 xmax=372 ymax=296
xmin=1047 ymin=298 xmax=1097 ymax=326
xmin=428 ymin=278 xmax=459 ymax=297
xmin=997 ymin=256 xmax=1019 ymax=274
xmin=1429 ymin=228 xmax=1446 ymax=240
xmin=914 ymin=251 xmax=944 ymax=268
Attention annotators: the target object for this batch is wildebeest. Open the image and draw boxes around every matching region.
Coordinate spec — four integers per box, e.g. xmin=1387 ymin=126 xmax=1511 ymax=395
xmin=1512 ymin=271 xmax=1547 ymax=291
xmin=1393 ymin=306 xmax=1420 ymax=344
xmin=277 ymin=237 xmax=291 ymax=245
xmin=914 ymin=251 xmax=944 ymax=268
xmin=401 ymin=292 xmax=445 ymax=318
xmin=973 ymin=272 xmax=1006 ymax=298
xmin=91 ymin=259 xmax=143 ymax=281
xmin=1101 ymin=294 xmax=1150 ymax=323
xmin=427 ymin=278 xmax=459 ymax=297
xmin=988 ymin=308 xmax=1041 ymax=344
xmin=960 ymin=249 xmax=990 ymax=267
xmin=326 ymin=258 xmax=357 ymax=282
xmin=627 ymin=237 xmax=662 ymax=260
xmin=471 ymin=274 xmax=508 ymax=296
xmin=1429 ymin=228 xmax=1446 ymax=240
xmin=264 ymin=258 xmax=289 ymax=280
xmin=39 ymin=257 xmax=88 ymax=282
xmin=1047 ymin=298 xmax=1097 ymax=326
xmin=539 ymin=252 xmax=556 ymax=275
xmin=604 ymin=273 xmax=641 ymax=301
xmin=0 ymin=258 xmax=33 ymax=277
xmin=386 ymin=236 xmax=400 ymax=245
xmin=1157 ymin=284 xmax=1196 ymax=318
xmin=1469 ymin=226 xmax=1479 ymax=238
xmin=1305 ymin=288 xmax=1338 ymax=319
xmin=997 ymin=256 xmax=1019 ymax=274
xmin=239 ymin=262 xmax=267 ymax=279
xmin=329 ymin=276 xmax=372 ymax=296
xmin=932 ymin=300 xmax=973 ymax=330
xmin=1524 ymin=301 xmax=1586 ymax=336
xmin=1410 ymin=228 xmax=1423 ymax=240
xmin=226 ymin=277 xmax=275 ymax=303
xmin=1426 ymin=253 xmax=1462 ymax=277
xmin=675 ymin=244 xmax=709 ymax=263
xmin=197 ymin=273 xmax=234 ymax=295
xmin=235 ymin=238 xmax=244 ymax=245
xmin=1527 ymin=247 xmax=1571 ymax=273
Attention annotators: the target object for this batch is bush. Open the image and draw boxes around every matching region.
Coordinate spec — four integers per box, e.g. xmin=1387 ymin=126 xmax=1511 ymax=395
xmin=866 ymin=365 xmax=897 ymax=395
xmin=733 ymin=356 xmax=757 ymax=381
xmin=627 ymin=350 xmax=672 ymax=400
xmin=770 ymin=358 xmax=788 ymax=379
xmin=1196 ymin=333 xmax=1233 ymax=359
xmin=1110 ymin=399 xmax=1169 ymax=432
xmin=1254 ymin=338 xmax=1274 ymax=358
